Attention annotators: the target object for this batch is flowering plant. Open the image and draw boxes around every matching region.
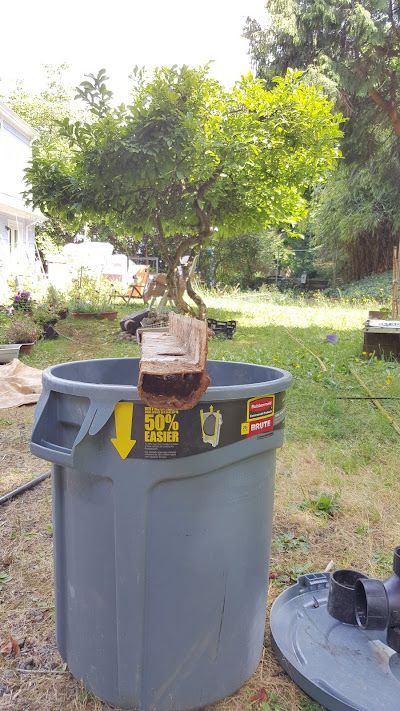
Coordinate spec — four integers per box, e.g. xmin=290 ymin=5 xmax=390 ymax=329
xmin=12 ymin=291 xmax=32 ymax=311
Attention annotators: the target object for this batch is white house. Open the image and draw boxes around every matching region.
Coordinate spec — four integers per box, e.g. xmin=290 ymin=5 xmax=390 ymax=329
xmin=0 ymin=102 xmax=41 ymax=282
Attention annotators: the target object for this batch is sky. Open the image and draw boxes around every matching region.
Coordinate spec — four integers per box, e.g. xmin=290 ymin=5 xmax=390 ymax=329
xmin=1 ymin=0 xmax=266 ymax=100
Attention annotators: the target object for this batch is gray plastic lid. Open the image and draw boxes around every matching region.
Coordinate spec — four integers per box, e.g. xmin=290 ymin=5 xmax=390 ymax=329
xmin=270 ymin=573 xmax=400 ymax=711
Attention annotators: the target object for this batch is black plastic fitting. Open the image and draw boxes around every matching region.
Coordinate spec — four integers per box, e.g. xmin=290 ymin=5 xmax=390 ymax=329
xmin=355 ymin=546 xmax=400 ymax=652
xmin=327 ymin=569 xmax=368 ymax=625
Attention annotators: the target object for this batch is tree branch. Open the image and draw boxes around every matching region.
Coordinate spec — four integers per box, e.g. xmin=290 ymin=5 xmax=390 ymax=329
xmin=153 ymin=212 xmax=165 ymax=239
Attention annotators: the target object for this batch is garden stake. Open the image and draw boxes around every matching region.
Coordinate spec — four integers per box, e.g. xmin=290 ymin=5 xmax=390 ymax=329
xmin=54 ymin=329 xmax=74 ymax=341
xmin=350 ymin=368 xmax=400 ymax=437
xmin=282 ymin=326 xmax=327 ymax=371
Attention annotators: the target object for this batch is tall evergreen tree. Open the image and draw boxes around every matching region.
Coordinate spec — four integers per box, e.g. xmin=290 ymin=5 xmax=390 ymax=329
xmin=245 ymin=1 xmax=400 ymax=280
xmin=245 ymin=1 xmax=400 ymax=138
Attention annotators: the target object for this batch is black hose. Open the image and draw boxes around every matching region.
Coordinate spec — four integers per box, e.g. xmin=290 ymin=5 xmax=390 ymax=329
xmin=0 ymin=472 xmax=50 ymax=505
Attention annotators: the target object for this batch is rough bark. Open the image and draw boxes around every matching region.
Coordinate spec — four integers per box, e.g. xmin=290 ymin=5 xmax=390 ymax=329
xmin=152 ymin=175 xmax=219 ymax=319
xmin=186 ymin=273 xmax=206 ymax=320
xmin=368 ymin=86 xmax=400 ymax=137
xmin=163 ymin=237 xmax=208 ymax=319
xmin=138 ymin=311 xmax=210 ymax=409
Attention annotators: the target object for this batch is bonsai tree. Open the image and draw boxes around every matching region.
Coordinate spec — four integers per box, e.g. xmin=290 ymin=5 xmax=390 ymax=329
xmin=26 ymin=66 xmax=342 ymax=318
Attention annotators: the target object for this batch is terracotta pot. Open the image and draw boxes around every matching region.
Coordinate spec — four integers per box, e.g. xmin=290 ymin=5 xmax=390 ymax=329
xmin=72 ymin=311 xmax=118 ymax=320
xmin=98 ymin=311 xmax=118 ymax=320
xmin=19 ymin=342 xmax=35 ymax=355
xmin=72 ymin=312 xmax=99 ymax=319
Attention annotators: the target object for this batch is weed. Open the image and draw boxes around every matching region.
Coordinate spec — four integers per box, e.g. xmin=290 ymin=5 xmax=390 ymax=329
xmin=274 ymin=532 xmax=309 ymax=552
xmin=276 ymin=563 xmax=311 ymax=586
xmin=373 ymin=551 xmax=393 ymax=576
xmin=259 ymin=691 xmax=285 ymax=710
xmin=299 ymin=492 xmax=341 ymax=517
xmin=299 ymin=697 xmax=324 ymax=711
xmin=355 ymin=525 xmax=368 ymax=536
xmin=0 ymin=572 xmax=12 ymax=590
xmin=77 ymin=684 xmax=95 ymax=704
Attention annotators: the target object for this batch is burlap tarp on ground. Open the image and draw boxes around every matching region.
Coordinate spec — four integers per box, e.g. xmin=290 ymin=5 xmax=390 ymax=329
xmin=0 ymin=359 xmax=42 ymax=409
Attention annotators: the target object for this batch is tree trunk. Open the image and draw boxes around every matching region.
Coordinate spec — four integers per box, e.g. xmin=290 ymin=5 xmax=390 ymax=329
xmin=368 ymin=87 xmax=400 ymax=137
xmin=186 ymin=273 xmax=207 ymax=320
xmin=165 ymin=237 xmax=207 ymax=320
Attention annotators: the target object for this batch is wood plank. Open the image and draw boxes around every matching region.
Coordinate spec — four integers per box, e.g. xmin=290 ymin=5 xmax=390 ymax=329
xmin=138 ymin=312 xmax=210 ymax=410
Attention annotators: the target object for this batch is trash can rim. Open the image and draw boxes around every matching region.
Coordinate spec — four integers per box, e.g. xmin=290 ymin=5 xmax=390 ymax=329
xmin=42 ymin=357 xmax=292 ymax=402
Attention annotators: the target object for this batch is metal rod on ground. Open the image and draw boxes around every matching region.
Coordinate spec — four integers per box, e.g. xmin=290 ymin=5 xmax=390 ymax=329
xmin=337 ymin=396 xmax=400 ymax=400
xmin=350 ymin=368 xmax=400 ymax=437
xmin=0 ymin=472 xmax=50 ymax=506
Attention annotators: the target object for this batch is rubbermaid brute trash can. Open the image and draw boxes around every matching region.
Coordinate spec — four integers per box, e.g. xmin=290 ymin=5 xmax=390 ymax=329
xmin=31 ymin=357 xmax=291 ymax=711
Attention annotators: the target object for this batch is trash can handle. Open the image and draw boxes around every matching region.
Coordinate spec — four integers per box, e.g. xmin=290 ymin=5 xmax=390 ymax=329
xmin=31 ymin=397 xmax=116 ymax=466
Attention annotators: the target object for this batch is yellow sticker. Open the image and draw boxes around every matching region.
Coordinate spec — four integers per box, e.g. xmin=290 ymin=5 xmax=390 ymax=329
xmin=241 ymin=422 xmax=249 ymax=435
xmin=144 ymin=407 xmax=179 ymax=444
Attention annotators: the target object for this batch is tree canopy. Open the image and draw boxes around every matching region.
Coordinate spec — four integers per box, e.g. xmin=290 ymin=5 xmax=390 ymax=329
xmin=26 ymin=65 xmax=342 ymax=314
xmin=245 ymin=0 xmax=400 ymax=138
xmin=245 ymin=1 xmax=400 ymax=281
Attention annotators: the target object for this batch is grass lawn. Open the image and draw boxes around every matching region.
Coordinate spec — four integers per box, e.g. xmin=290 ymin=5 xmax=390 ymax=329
xmin=1 ymin=291 xmax=400 ymax=710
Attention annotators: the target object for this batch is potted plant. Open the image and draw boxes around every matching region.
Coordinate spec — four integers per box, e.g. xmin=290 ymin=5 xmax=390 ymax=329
xmin=70 ymin=299 xmax=103 ymax=319
xmin=6 ymin=316 xmax=41 ymax=354
xmin=70 ymin=300 xmax=118 ymax=320
xmin=69 ymin=274 xmax=117 ymax=319
xmin=96 ymin=296 xmax=119 ymax=320
xmin=0 ymin=314 xmax=20 ymax=363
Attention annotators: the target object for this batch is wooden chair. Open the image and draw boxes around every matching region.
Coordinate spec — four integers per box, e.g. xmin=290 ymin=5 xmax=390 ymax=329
xmin=113 ymin=266 xmax=150 ymax=303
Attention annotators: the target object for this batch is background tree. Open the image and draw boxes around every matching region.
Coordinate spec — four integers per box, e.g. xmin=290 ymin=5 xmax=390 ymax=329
xmin=199 ymin=230 xmax=305 ymax=289
xmin=245 ymin=1 xmax=400 ymax=138
xmin=25 ymin=65 xmax=342 ymax=317
xmin=245 ymin=1 xmax=400 ymax=281
xmin=1 ymin=65 xmax=80 ymax=254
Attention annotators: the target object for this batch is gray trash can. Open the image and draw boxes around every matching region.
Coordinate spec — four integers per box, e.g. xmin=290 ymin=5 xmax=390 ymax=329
xmin=31 ymin=358 xmax=291 ymax=711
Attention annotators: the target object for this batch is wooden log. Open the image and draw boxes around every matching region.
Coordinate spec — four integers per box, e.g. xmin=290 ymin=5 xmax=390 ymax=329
xmin=138 ymin=312 xmax=210 ymax=410
xmin=120 ymin=309 xmax=149 ymax=334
